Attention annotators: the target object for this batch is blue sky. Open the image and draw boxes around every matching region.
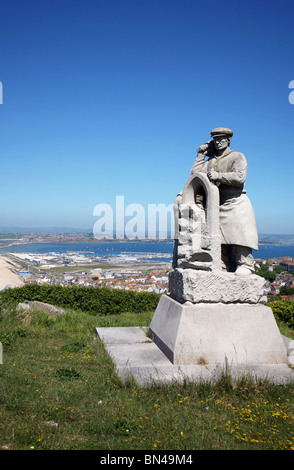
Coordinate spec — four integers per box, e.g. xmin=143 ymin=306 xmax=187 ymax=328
xmin=0 ymin=0 xmax=294 ymax=235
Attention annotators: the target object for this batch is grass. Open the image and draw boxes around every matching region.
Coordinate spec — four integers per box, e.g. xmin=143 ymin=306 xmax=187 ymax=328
xmin=278 ymin=322 xmax=294 ymax=340
xmin=0 ymin=302 xmax=293 ymax=451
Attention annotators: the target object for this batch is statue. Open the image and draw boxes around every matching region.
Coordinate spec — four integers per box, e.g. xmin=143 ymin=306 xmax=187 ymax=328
xmin=174 ymin=127 xmax=258 ymax=276
xmin=149 ymin=127 xmax=288 ymax=367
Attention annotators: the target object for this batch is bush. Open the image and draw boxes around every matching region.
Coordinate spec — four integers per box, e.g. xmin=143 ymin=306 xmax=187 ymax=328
xmin=255 ymin=266 xmax=276 ymax=283
xmin=279 ymin=286 xmax=294 ymax=296
xmin=0 ymin=284 xmax=160 ymax=316
xmin=268 ymin=300 xmax=294 ymax=328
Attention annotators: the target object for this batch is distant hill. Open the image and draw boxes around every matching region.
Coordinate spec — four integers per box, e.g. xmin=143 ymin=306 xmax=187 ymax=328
xmin=0 ymin=228 xmax=293 ymax=245
xmin=258 ymin=234 xmax=294 ymax=246
xmin=0 ymin=227 xmax=92 ymax=234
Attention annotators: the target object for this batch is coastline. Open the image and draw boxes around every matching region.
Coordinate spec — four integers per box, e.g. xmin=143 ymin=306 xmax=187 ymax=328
xmin=0 ymin=239 xmax=293 ymax=293
xmin=0 ymin=254 xmax=24 ymax=291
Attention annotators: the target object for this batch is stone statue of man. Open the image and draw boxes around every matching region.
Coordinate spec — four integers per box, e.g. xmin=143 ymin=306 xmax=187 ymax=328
xmin=191 ymin=127 xmax=258 ymax=276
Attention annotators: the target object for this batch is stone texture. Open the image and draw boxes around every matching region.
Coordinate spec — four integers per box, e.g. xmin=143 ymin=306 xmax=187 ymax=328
xmin=283 ymin=335 xmax=294 ymax=366
xmin=17 ymin=301 xmax=65 ymax=317
xmin=150 ymin=295 xmax=288 ymax=366
xmin=169 ymin=268 xmax=266 ymax=304
xmin=173 ymin=172 xmax=222 ymax=272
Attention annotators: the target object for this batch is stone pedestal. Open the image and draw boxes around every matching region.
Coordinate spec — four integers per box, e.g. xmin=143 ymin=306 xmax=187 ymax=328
xmin=169 ymin=268 xmax=266 ymax=304
xmin=150 ymin=295 xmax=288 ymax=366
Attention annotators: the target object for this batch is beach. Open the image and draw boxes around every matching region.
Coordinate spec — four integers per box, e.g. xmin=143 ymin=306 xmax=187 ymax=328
xmin=0 ymin=254 xmax=24 ymax=290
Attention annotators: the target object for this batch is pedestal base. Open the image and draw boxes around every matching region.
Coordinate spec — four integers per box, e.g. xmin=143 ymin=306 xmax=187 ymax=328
xmin=169 ymin=268 xmax=266 ymax=304
xmin=150 ymin=295 xmax=288 ymax=366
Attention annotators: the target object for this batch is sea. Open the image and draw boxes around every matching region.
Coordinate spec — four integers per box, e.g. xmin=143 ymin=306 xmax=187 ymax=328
xmin=0 ymin=241 xmax=293 ymax=264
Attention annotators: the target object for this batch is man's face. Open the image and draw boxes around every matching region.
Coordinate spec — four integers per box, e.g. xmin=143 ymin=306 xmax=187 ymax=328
xmin=213 ymin=135 xmax=230 ymax=151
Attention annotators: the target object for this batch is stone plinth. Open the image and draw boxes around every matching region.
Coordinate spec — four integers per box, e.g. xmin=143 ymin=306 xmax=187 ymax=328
xmin=169 ymin=268 xmax=266 ymax=304
xmin=150 ymin=295 xmax=288 ymax=366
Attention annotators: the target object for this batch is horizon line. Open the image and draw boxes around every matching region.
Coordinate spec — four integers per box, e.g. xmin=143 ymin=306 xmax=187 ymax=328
xmin=0 ymin=227 xmax=293 ymax=238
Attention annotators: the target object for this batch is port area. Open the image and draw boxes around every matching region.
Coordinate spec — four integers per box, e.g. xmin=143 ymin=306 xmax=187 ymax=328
xmin=3 ymin=251 xmax=171 ymax=294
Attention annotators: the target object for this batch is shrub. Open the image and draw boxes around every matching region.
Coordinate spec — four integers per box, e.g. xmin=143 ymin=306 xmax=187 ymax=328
xmin=268 ymin=300 xmax=294 ymax=328
xmin=0 ymin=332 xmax=11 ymax=347
xmin=279 ymin=286 xmax=294 ymax=296
xmin=0 ymin=284 xmax=160 ymax=316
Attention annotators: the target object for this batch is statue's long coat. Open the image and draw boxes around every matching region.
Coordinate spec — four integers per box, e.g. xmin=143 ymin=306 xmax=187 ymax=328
xmin=191 ymin=147 xmax=258 ymax=251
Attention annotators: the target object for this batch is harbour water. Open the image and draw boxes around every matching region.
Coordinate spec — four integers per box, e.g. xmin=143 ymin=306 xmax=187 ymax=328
xmin=0 ymin=241 xmax=293 ymax=263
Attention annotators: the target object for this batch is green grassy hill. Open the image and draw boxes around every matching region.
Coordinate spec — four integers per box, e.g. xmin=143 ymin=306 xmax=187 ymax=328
xmin=0 ymin=286 xmax=293 ymax=450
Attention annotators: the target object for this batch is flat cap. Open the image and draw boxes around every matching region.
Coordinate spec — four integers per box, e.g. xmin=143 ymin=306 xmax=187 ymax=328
xmin=210 ymin=127 xmax=233 ymax=138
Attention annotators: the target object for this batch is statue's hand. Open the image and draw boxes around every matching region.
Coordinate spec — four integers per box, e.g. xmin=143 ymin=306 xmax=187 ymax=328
xmin=197 ymin=140 xmax=214 ymax=155
xmin=197 ymin=140 xmax=215 ymax=156
xmin=207 ymin=170 xmax=219 ymax=183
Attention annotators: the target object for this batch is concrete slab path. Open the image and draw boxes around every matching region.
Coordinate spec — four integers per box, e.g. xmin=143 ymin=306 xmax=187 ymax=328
xmin=96 ymin=327 xmax=294 ymax=387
